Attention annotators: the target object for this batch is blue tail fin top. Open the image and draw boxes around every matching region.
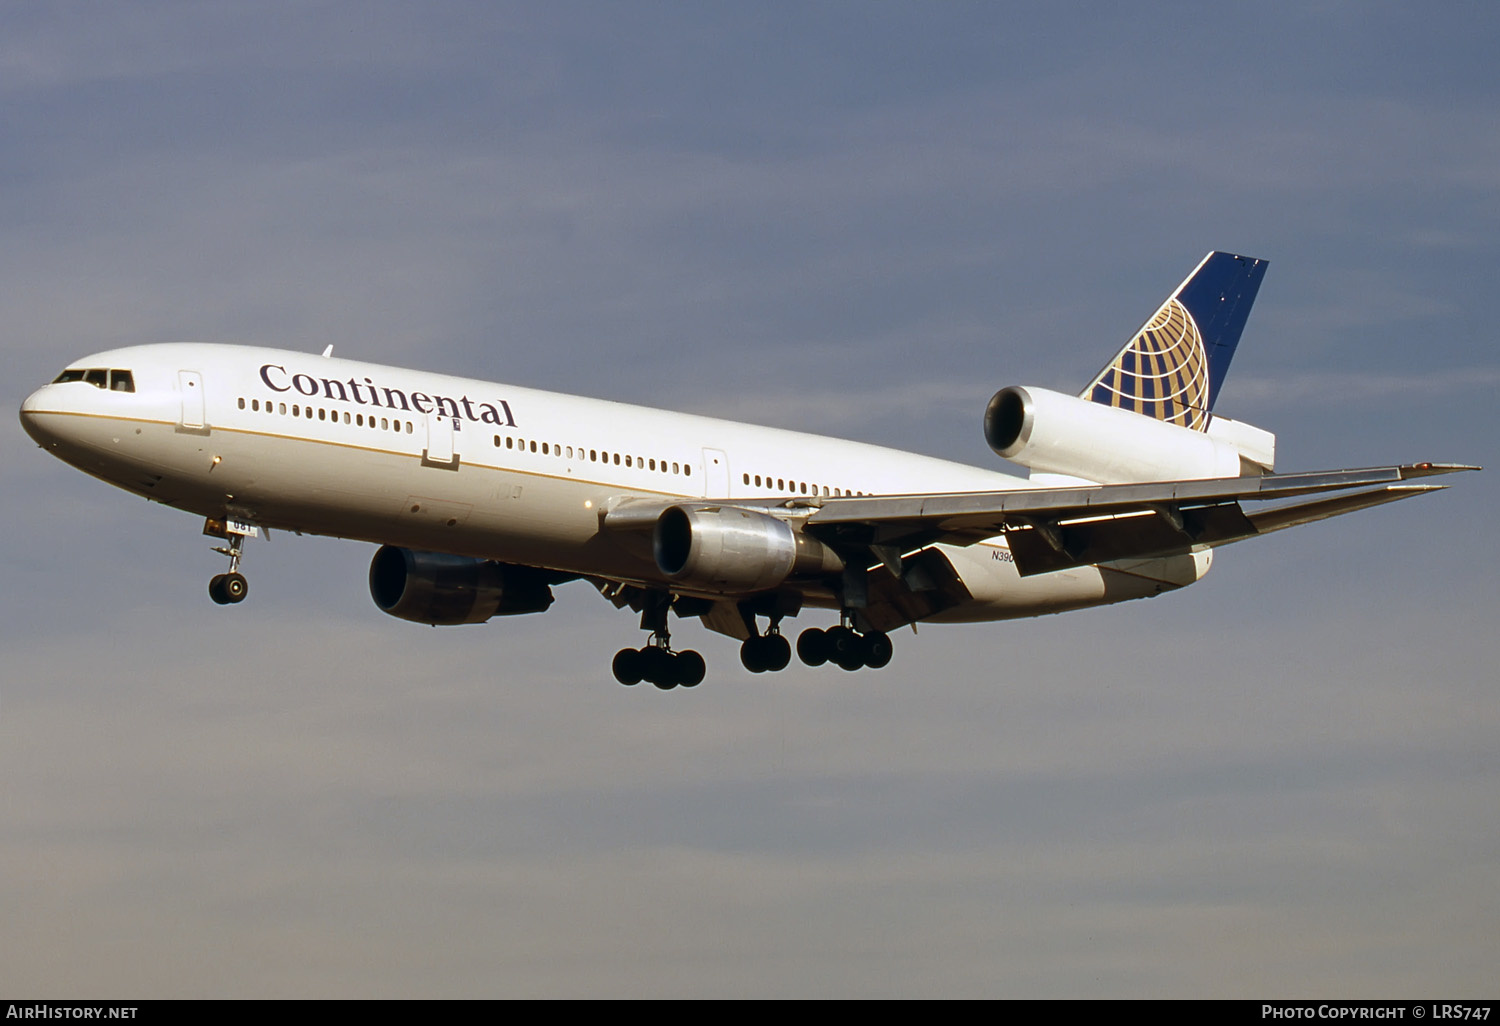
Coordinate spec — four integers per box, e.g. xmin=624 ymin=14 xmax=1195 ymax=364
xmin=1083 ymin=251 xmax=1267 ymax=431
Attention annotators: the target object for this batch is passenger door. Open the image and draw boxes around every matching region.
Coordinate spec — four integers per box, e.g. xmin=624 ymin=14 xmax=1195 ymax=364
xmin=423 ymin=409 xmax=459 ymax=468
xmin=178 ymin=370 xmax=207 ymax=433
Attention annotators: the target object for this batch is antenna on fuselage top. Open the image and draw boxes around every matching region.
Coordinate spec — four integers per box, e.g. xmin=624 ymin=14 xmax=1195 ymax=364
xmin=321 ymin=345 xmax=334 ymax=358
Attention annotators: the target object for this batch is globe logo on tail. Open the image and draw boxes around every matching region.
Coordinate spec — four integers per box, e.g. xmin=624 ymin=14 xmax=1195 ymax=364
xmin=1089 ymin=297 xmax=1211 ymax=431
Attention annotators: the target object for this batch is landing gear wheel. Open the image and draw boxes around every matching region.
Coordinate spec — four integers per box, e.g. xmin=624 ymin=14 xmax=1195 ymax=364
xmin=208 ymin=574 xmax=230 ymax=605
xmin=642 ymin=647 xmax=678 ymax=689
xmin=222 ymin=572 xmax=248 ymax=603
xmin=826 ymin=626 xmax=864 ymax=671
xmin=741 ymin=636 xmax=767 ymax=673
xmin=741 ymin=633 xmax=792 ymax=673
xmin=861 ymin=631 xmax=893 ymax=669
xmin=612 ymin=648 xmax=644 ymax=686
xmin=797 ymin=628 xmax=829 ymax=667
xmin=676 ymin=650 xmax=706 ymax=688
xmin=763 ymin=633 xmax=791 ymax=672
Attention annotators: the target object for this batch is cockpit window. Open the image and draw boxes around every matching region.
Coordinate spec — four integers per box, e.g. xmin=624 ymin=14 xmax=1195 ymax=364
xmin=51 ymin=368 xmax=135 ymax=392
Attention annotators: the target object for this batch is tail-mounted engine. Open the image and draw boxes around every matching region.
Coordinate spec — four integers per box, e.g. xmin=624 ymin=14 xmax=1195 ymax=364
xmin=369 ymin=545 xmax=555 ymax=625
xmin=984 ymin=385 xmax=1243 ymax=483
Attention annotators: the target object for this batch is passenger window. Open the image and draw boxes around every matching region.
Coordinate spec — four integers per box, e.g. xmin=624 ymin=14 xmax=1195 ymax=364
xmin=238 ymin=398 xmax=246 ymax=410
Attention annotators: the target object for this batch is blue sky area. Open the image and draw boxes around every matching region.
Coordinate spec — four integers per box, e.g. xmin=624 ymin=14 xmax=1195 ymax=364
xmin=1 ymin=2 xmax=1495 ymax=997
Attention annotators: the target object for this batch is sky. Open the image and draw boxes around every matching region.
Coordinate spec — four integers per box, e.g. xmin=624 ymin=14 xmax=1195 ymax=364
xmin=1 ymin=1 xmax=1496 ymax=998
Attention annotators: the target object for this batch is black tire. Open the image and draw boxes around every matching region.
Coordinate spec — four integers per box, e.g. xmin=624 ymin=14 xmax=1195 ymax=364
xmin=797 ymin=627 xmax=829 ymax=667
xmin=676 ymin=650 xmax=706 ymax=688
xmin=643 ymin=647 xmax=676 ymax=688
xmin=763 ymin=633 xmax=792 ymax=672
xmin=612 ymin=648 xmax=643 ymax=685
xmin=208 ymin=575 xmax=230 ymax=605
xmin=862 ymin=631 xmax=893 ymax=669
xmin=827 ymin=626 xmax=860 ymax=666
xmin=740 ymin=636 xmax=767 ymax=673
xmin=223 ymin=572 xmax=248 ymax=603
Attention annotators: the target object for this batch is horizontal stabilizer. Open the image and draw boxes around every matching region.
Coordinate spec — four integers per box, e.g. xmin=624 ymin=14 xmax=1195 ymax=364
xmin=1244 ymin=484 xmax=1445 ymax=535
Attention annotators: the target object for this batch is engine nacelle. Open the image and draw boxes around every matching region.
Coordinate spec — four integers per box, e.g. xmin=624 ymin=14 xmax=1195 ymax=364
xmin=653 ymin=505 xmax=844 ymax=594
xmin=369 ymin=546 xmax=555 ymax=625
xmin=983 ymin=385 xmax=1242 ymax=483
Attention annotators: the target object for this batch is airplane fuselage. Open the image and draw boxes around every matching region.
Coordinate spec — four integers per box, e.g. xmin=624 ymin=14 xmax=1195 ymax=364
xmin=20 ymin=343 xmax=1200 ymax=626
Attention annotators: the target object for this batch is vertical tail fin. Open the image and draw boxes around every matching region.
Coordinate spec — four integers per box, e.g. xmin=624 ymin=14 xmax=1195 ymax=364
xmin=1082 ymin=251 xmax=1267 ymax=431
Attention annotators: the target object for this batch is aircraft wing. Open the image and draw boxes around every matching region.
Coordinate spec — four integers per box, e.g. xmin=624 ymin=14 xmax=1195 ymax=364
xmin=798 ymin=463 xmax=1477 ymax=577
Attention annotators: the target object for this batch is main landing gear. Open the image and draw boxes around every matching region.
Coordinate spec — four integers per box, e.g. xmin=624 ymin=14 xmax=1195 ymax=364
xmin=609 ymin=592 xmax=896 ymax=687
xmin=795 ymin=619 xmax=893 ymax=672
xmin=612 ymin=591 xmax=706 ymax=690
xmin=205 ymin=518 xmax=252 ymax=606
xmin=612 ymin=642 xmax=706 ymax=690
xmin=740 ymin=630 xmax=792 ymax=673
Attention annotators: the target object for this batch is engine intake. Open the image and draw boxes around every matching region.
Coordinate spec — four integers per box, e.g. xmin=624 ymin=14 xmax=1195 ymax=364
xmin=653 ymin=505 xmax=843 ymax=594
xmin=369 ymin=546 xmax=555 ymax=625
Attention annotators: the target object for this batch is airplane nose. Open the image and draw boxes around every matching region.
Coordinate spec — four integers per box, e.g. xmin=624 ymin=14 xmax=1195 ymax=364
xmin=19 ymin=386 xmax=60 ymax=447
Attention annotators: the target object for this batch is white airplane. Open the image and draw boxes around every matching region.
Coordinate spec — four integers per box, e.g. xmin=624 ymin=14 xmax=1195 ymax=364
xmin=19 ymin=252 xmax=1475 ymax=688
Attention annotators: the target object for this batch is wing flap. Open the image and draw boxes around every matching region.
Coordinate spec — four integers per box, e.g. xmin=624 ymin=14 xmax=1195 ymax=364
xmin=808 ymin=464 xmax=1470 ymax=550
xmin=1006 ymin=502 xmax=1257 ymax=576
xmin=804 ymin=464 xmax=1476 ymax=575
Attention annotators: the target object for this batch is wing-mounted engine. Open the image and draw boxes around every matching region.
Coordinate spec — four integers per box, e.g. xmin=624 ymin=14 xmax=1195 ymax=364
xmin=653 ymin=505 xmax=844 ymax=594
xmin=984 ymin=385 xmax=1244 ymax=483
xmin=369 ymin=545 xmax=556 ymax=625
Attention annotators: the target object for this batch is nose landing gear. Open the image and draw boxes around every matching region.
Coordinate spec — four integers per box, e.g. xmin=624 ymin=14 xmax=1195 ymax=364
xmin=205 ymin=517 xmax=256 ymax=606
